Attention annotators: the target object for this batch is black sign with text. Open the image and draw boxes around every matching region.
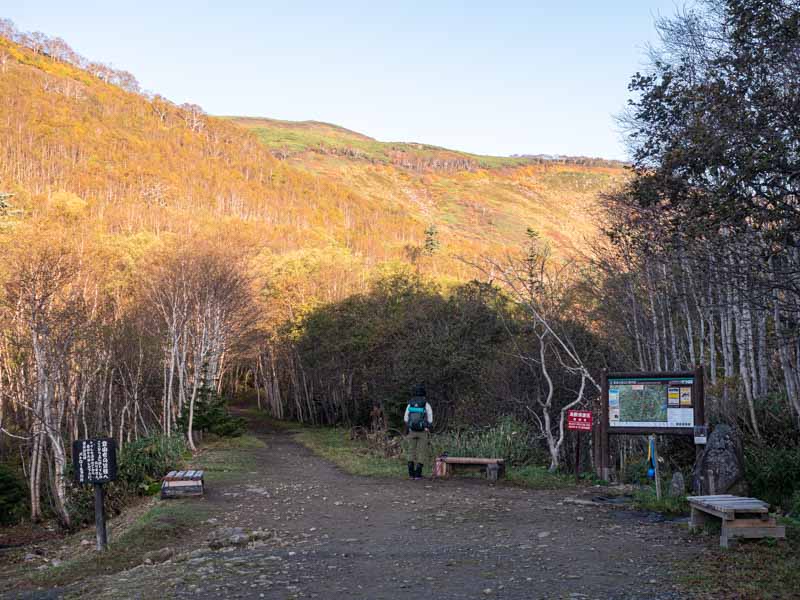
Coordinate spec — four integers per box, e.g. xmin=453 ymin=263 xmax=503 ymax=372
xmin=73 ymin=438 xmax=117 ymax=484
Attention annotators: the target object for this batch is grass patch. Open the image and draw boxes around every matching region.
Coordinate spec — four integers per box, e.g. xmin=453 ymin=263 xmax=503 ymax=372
xmin=632 ymin=486 xmax=689 ymax=516
xmin=505 ymin=465 xmax=577 ymax=490
xmin=294 ymin=428 xmax=404 ymax=478
xmin=199 ymin=446 xmax=263 ymax=484
xmin=238 ymin=408 xmax=305 ymax=432
xmin=202 ymin=432 xmax=266 ymax=450
xmin=430 ymin=416 xmax=545 ymax=466
xmin=681 ymin=517 xmax=800 ymax=599
xmin=26 ymin=500 xmax=211 ymax=588
xmin=295 ymin=427 xmax=577 ymax=490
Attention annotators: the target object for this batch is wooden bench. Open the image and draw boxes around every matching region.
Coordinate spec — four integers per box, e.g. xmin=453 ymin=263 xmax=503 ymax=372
xmin=161 ymin=470 xmax=205 ymax=499
xmin=687 ymin=494 xmax=785 ymax=548
xmin=436 ymin=457 xmax=505 ymax=482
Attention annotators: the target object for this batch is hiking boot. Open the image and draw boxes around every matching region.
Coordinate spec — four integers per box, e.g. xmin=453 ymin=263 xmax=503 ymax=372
xmin=415 ymin=463 xmax=423 ymax=479
xmin=408 ymin=461 xmax=415 ymax=479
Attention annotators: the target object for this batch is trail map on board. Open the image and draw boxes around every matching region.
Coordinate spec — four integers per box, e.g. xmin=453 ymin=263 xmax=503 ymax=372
xmin=618 ymin=386 xmax=667 ymax=422
xmin=609 ymin=377 xmax=694 ymax=429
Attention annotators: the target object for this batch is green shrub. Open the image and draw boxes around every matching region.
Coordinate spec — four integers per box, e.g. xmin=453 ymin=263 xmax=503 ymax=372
xmin=178 ymin=385 xmax=246 ymax=438
xmin=117 ymin=434 xmax=188 ymax=492
xmin=744 ymin=444 xmax=800 ymax=510
xmin=622 ymin=459 xmax=650 ymax=485
xmin=633 ymin=486 xmax=689 ymax=516
xmin=790 ymin=491 xmax=800 ymax=519
xmin=0 ymin=463 xmax=27 ymax=525
xmin=431 ymin=415 xmax=545 ymax=466
xmin=506 ymin=464 xmax=575 ymax=489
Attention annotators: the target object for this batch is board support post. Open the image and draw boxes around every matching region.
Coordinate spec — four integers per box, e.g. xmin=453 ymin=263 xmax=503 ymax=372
xmin=599 ymin=369 xmax=610 ymax=480
xmin=694 ymin=364 xmax=706 ymax=464
xmin=575 ymin=431 xmax=581 ymax=483
xmin=94 ymin=483 xmax=108 ymax=551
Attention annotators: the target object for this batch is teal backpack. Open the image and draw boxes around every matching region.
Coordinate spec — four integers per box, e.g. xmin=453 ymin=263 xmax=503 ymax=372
xmin=407 ymin=399 xmax=428 ymax=432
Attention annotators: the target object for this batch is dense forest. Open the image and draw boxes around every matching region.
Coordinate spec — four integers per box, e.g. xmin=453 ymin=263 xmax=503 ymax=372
xmin=1 ymin=0 xmax=799 ymax=529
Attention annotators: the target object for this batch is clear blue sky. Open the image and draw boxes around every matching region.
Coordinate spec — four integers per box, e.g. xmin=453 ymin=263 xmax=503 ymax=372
xmin=5 ymin=1 xmax=682 ymax=160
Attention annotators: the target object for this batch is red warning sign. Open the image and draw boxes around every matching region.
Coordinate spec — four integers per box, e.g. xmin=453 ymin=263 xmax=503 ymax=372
xmin=567 ymin=410 xmax=593 ymax=431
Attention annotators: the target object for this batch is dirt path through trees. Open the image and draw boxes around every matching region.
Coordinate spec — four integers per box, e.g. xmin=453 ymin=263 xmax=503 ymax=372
xmin=29 ymin=427 xmax=703 ymax=599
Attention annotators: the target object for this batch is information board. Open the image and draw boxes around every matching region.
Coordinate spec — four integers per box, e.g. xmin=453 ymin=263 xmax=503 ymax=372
xmin=73 ymin=438 xmax=117 ymax=485
xmin=608 ymin=376 xmax=694 ymax=429
xmin=596 ymin=368 xmax=706 ymax=481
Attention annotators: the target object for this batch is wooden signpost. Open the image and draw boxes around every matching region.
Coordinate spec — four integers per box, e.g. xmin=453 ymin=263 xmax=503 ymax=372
xmin=567 ymin=409 xmax=593 ymax=482
xmin=73 ymin=438 xmax=117 ymax=551
xmin=595 ymin=366 xmax=706 ymax=481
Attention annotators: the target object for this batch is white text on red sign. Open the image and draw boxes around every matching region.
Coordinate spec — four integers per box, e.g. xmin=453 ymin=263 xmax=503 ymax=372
xmin=567 ymin=410 xmax=593 ymax=430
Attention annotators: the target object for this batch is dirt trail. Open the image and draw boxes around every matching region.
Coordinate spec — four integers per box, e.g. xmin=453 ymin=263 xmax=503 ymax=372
xmin=25 ymin=427 xmax=705 ymax=599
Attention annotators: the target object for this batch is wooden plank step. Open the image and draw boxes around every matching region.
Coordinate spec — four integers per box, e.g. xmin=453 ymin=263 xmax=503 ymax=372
xmin=688 ymin=495 xmax=737 ymax=501
xmin=162 ymin=480 xmax=203 ymax=488
xmin=723 ymin=525 xmax=786 ymax=539
xmin=709 ymin=496 xmax=765 ymax=501
xmin=161 ymin=489 xmax=203 ymax=498
xmin=443 ymin=457 xmax=504 ymax=465
xmin=162 ymin=470 xmax=205 ymax=482
xmin=726 ymin=517 xmax=777 ymax=528
xmin=690 ymin=495 xmax=765 ymax=503
xmin=690 ymin=498 xmax=764 ymax=507
xmin=689 ymin=497 xmax=769 ymax=511
xmin=709 ymin=503 xmax=768 ymax=512
xmin=688 ymin=494 xmax=737 ymax=498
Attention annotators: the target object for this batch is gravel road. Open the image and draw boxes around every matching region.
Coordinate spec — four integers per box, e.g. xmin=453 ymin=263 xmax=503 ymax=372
xmin=25 ymin=427 xmax=705 ymax=599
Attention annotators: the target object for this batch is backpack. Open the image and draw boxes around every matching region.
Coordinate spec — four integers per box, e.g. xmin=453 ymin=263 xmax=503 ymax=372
xmin=407 ymin=399 xmax=428 ymax=432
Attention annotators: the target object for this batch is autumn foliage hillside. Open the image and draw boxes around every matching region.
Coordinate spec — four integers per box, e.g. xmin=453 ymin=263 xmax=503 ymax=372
xmin=0 ymin=35 xmax=417 ymax=262
xmin=231 ymin=117 xmax=627 ymax=261
xmin=0 ymin=28 xmax=626 ymax=284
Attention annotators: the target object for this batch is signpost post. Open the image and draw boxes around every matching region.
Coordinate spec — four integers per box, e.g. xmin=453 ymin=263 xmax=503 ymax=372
xmin=72 ymin=438 xmax=117 ymax=551
xmin=567 ymin=409 xmax=593 ymax=483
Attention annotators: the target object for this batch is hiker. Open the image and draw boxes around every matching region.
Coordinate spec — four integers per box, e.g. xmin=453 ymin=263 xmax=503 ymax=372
xmin=404 ymin=384 xmax=433 ymax=479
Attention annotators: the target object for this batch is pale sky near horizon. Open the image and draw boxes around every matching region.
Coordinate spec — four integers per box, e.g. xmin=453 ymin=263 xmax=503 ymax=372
xmin=5 ymin=1 xmax=684 ymax=160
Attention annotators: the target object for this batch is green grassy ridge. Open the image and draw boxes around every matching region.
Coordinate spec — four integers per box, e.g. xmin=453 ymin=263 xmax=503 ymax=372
xmin=227 ymin=116 xmax=561 ymax=169
xmin=227 ymin=116 xmax=375 ymax=141
xmin=221 ymin=116 xmax=628 ymax=259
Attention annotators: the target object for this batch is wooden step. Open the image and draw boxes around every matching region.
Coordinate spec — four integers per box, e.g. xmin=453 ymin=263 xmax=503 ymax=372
xmin=442 ymin=457 xmax=504 ymax=465
xmin=723 ymin=524 xmax=786 ymax=540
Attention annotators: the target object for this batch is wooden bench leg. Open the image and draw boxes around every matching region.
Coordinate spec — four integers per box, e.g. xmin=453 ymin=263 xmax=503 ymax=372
xmin=720 ymin=523 xmax=737 ymax=549
xmin=689 ymin=507 xmax=707 ymax=533
xmin=487 ymin=464 xmax=499 ymax=483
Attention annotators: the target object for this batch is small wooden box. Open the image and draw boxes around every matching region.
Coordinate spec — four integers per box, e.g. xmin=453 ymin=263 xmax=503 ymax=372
xmin=161 ymin=470 xmax=204 ymax=499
